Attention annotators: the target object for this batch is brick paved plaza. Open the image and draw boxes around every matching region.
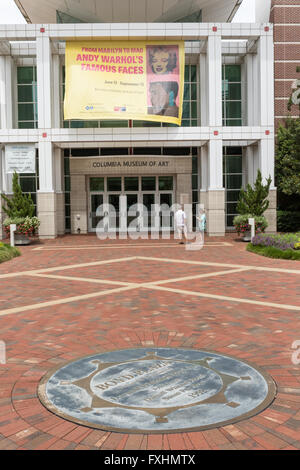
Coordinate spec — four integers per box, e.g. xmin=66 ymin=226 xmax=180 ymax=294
xmin=0 ymin=235 xmax=299 ymax=450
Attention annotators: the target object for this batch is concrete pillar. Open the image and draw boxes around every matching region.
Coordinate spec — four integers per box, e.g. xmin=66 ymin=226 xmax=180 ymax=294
xmin=207 ymin=33 xmax=222 ymax=127
xmin=0 ymin=56 xmax=13 ymax=129
xmin=199 ymin=145 xmax=208 ymax=209
xmin=37 ymin=141 xmax=57 ymax=238
xmin=245 ymin=53 xmax=259 ymax=126
xmin=258 ymin=34 xmax=274 ymax=127
xmin=36 ymin=36 xmax=52 ymax=129
xmin=52 ymin=54 xmax=60 ymax=128
xmin=54 ymin=147 xmax=65 ymax=235
xmin=258 ymin=138 xmax=277 ymax=233
xmin=199 ymin=53 xmax=207 ymax=126
xmin=176 ymin=173 xmax=192 ymax=232
xmin=0 ymin=149 xmax=4 ymax=238
xmin=207 ymin=139 xmax=225 ymax=236
xmin=70 ymin=174 xmax=88 ymax=234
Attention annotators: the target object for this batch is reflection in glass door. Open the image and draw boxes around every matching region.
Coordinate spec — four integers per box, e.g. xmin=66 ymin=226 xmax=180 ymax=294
xmin=108 ymin=194 xmax=120 ymax=231
xmin=90 ymin=194 xmax=104 ymax=231
xmin=160 ymin=193 xmax=173 ymax=230
xmin=126 ymin=194 xmax=139 ymax=231
xmin=142 ymin=193 xmax=155 ymax=230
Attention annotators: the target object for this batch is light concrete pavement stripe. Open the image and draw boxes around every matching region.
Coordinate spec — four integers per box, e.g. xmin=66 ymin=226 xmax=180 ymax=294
xmin=137 ymin=256 xmax=300 ymax=275
xmin=0 ymin=285 xmax=140 ymax=317
xmin=146 ymin=267 xmax=251 ymax=286
xmin=32 ymin=242 xmax=232 ymax=251
xmin=30 ymin=273 xmax=135 ymax=287
xmin=145 ymin=285 xmax=300 ymax=311
xmin=0 ymin=256 xmax=138 ymax=279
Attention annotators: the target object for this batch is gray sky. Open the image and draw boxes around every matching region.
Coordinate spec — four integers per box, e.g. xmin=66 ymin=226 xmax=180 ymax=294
xmin=0 ymin=0 xmax=255 ymax=24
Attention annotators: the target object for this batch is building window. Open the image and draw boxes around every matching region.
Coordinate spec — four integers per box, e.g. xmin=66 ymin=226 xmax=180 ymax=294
xmin=223 ymin=147 xmax=243 ymax=228
xmin=222 ymin=65 xmax=242 ymax=126
xmin=17 ymin=67 xmax=38 ymax=129
xmin=61 ymin=64 xmax=199 ymax=128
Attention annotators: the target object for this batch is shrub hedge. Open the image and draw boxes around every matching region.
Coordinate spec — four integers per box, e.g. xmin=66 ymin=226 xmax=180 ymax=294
xmin=277 ymin=211 xmax=300 ymax=233
xmin=247 ymin=243 xmax=300 ymax=260
xmin=0 ymin=242 xmax=21 ymax=264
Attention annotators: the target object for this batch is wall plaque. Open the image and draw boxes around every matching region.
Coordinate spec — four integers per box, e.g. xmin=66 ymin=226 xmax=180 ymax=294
xmin=5 ymin=144 xmax=36 ymax=174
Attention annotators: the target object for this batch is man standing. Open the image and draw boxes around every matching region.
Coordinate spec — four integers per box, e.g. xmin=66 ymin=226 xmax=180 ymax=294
xmin=175 ymin=204 xmax=187 ymax=244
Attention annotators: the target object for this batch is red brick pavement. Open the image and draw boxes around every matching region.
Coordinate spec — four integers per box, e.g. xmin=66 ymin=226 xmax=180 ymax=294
xmin=0 ymin=234 xmax=299 ymax=450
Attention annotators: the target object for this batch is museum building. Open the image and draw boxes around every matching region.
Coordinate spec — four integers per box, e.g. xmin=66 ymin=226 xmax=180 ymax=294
xmin=0 ymin=0 xmax=276 ymax=238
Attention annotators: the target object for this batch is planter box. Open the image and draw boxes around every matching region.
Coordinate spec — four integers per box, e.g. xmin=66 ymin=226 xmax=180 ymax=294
xmin=14 ymin=234 xmax=31 ymax=245
xmin=242 ymin=231 xmax=252 ymax=242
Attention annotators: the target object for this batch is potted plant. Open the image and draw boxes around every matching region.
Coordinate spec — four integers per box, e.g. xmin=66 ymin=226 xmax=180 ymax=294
xmin=1 ymin=172 xmax=40 ymax=245
xmin=234 ymin=169 xmax=272 ymax=241
xmin=233 ymin=214 xmax=268 ymax=241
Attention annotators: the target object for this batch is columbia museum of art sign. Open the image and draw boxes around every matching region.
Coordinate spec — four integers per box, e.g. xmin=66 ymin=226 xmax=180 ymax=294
xmin=70 ymin=155 xmax=192 ymax=175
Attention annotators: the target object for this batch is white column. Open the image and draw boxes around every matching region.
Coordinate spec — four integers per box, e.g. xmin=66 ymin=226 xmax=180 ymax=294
xmin=199 ymin=53 xmax=207 ymax=126
xmin=258 ymin=33 xmax=274 ymax=127
xmin=206 ymin=138 xmax=225 ymax=236
xmin=0 ymin=56 xmax=13 ymax=129
xmin=208 ymin=139 xmax=223 ymax=190
xmin=54 ymin=146 xmax=65 ymax=235
xmin=258 ymin=138 xmax=275 ymax=188
xmin=245 ymin=145 xmax=255 ymax=186
xmin=52 ymin=54 xmax=60 ymax=128
xmin=36 ymin=36 xmax=52 ymax=129
xmin=200 ymin=145 xmax=208 ymax=191
xmin=0 ymin=147 xmax=13 ymax=237
xmin=207 ymin=33 xmax=222 ymax=127
xmin=254 ymin=139 xmax=276 ymax=233
xmin=245 ymin=53 xmax=259 ymax=126
xmin=0 ymin=149 xmax=3 ymax=237
xmin=39 ymin=140 xmax=55 ymax=192
xmin=37 ymin=141 xmax=57 ymax=238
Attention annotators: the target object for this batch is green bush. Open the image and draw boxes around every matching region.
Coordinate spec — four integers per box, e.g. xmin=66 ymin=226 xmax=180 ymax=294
xmin=0 ymin=243 xmax=21 ymax=264
xmin=247 ymin=243 xmax=300 ymax=260
xmin=1 ymin=171 xmax=35 ymax=218
xmin=277 ymin=211 xmax=300 ymax=232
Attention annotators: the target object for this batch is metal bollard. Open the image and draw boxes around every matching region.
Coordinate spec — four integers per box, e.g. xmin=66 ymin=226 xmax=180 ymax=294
xmin=10 ymin=224 xmax=16 ymax=247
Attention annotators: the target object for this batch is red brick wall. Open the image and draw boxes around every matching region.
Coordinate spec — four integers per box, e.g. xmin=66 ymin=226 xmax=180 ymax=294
xmin=271 ymin=0 xmax=300 ymax=126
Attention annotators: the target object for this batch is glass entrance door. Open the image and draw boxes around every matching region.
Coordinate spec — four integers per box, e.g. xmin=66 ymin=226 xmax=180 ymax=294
xmin=89 ymin=175 xmax=174 ymax=233
xmin=90 ymin=193 xmax=104 ymax=231
xmin=108 ymin=194 xmax=120 ymax=231
xmin=126 ymin=194 xmax=139 ymax=231
xmin=160 ymin=193 xmax=173 ymax=230
xmin=142 ymin=193 xmax=155 ymax=231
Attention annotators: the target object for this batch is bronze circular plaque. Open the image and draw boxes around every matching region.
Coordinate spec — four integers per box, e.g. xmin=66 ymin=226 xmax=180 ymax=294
xmin=38 ymin=348 xmax=276 ymax=433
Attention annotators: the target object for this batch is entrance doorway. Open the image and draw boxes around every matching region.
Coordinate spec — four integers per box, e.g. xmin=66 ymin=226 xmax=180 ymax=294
xmin=88 ymin=175 xmax=174 ymax=233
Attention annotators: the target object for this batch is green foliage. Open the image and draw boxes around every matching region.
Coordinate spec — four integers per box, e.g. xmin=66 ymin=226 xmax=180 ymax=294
xmin=277 ymin=211 xmax=300 ymax=232
xmin=275 ymin=118 xmax=300 ymax=210
xmin=236 ymin=169 xmax=272 ymax=217
xmin=233 ymin=214 xmax=268 ymax=235
xmin=0 ymin=243 xmax=21 ymax=264
xmin=247 ymin=243 xmax=300 ymax=261
xmin=1 ymin=172 xmax=35 ymax=218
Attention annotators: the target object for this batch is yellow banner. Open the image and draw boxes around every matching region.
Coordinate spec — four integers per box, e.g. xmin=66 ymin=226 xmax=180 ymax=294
xmin=64 ymin=40 xmax=185 ymax=125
